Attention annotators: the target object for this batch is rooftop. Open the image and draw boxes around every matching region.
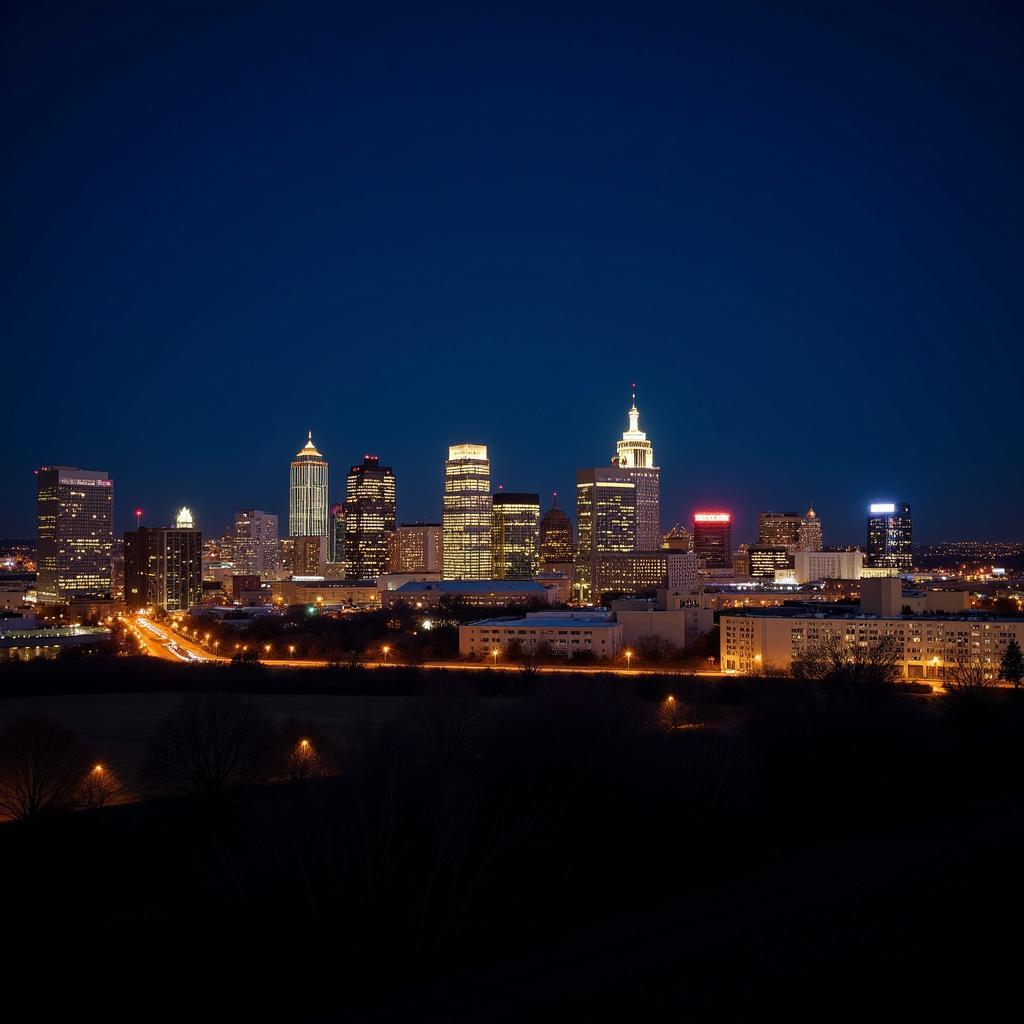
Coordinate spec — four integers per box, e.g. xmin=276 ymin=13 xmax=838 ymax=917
xmin=394 ymin=580 xmax=548 ymax=594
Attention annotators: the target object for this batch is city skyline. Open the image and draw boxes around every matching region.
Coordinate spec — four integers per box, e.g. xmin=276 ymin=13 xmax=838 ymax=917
xmin=5 ymin=5 xmax=1022 ymax=545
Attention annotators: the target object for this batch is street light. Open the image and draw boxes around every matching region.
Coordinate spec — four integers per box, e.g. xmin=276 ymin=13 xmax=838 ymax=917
xmin=624 ymin=648 xmax=633 ymax=670
xmin=382 ymin=644 xmax=391 ymax=664
xmin=289 ymin=645 xmax=295 ymax=658
xmin=491 ymin=648 xmax=499 ymax=666
xmin=264 ymin=644 xmax=272 ymax=655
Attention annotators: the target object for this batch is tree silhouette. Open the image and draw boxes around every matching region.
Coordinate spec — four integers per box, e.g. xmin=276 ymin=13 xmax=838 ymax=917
xmin=140 ymin=692 xmax=276 ymax=800
xmin=273 ymin=718 xmax=342 ymax=782
xmin=1000 ymin=639 xmax=1024 ymax=690
xmin=77 ymin=762 xmax=124 ymax=810
xmin=0 ymin=713 xmax=92 ymax=821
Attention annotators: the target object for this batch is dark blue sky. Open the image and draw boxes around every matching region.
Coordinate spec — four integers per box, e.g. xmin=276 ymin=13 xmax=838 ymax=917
xmin=4 ymin=1 xmax=1022 ymax=544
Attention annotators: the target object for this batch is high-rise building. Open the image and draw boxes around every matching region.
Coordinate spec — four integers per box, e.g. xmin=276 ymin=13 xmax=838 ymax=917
xmin=36 ymin=466 xmax=114 ymax=604
xmin=799 ymin=507 xmax=823 ymax=552
xmin=293 ymin=535 xmax=328 ymax=576
xmin=693 ymin=512 xmax=732 ymax=569
xmin=389 ymin=523 xmax=443 ymax=573
xmin=344 ymin=455 xmax=396 ymax=579
xmin=613 ymin=389 xmax=660 ymax=550
xmin=748 ymin=545 xmax=793 ymax=579
xmin=866 ymin=501 xmax=913 ymax=571
xmin=539 ymin=493 xmax=574 ymax=567
xmin=329 ymin=503 xmax=346 ymax=566
xmin=575 ymin=467 xmax=636 ymax=603
xmin=289 ymin=432 xmax=328 ymax=539
xmin=442 ymin=444 xmax=492 ymax=580
xmin=233 ymin=510 xmax=279 ymax=577
xmin=491 ymin=492 xmax=540 ymax=580
xmin=757 ymin=512 xmax=802 ymax=550
xmin=124 ymin=511 xmax=202 ymax=611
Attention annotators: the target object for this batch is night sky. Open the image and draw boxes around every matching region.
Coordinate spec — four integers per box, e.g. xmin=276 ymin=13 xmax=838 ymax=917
xmin=5 ymin=1 xmax=1021 ymax=544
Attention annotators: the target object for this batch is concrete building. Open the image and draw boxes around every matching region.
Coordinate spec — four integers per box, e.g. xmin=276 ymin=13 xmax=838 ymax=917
xmin=540 ymin=494 xmax=574 ymax=567
xmin=866 ymin=501 xmax=912 ymax=571
xmin=0 ymin=618 xmax=112 ymax=662
xmin=233 ymin=510 xmax=279 ymax=577
xmin=344 ymin=455 xmax=396 ymax=579
xmin=758 ymin=512 xmax=802 ymax=549
xmin=443 ymin=444 xmax=492 ymax=580
xmin=491 ymin=492 xmax=540 ymax=580
xmin=383 ymin=579 xmax=556 ymax=610
xmin=791 ymin=549 xmax=864 ymax=584
xmin=610 ymin=590 xmax=714 ymax=649
xmin=460 ymin=610 xmax=623 ymax=659
xmin=292 ymin=535 xmax=328 ymax=576
xmin=36 ymin=466 xmax=113 ymax=604
xmin=748 ymin=546 xmax=793 ymax=579
xmin=289 ymin=432 xmax=328 ymax=540
xmin=590 ymin=550 xmax=699 ymax=598
xmin=693 ymin=512 xmax=732 ymax=569
xmin=389 ymin=523 xmax=442 ymax=574
xmin=575 ymin=466 xmax=635 ymax=603
xmin=124 ymin=515 xmax=203 ymax=612
xmin=799 ymin=507 xmax=823 ymax=551
xmin=613 ymin=389 xmax=660 ymax=551
xmin=661 ymin=524 xmax=692 ymax=551
xmin=720 ymin=609 xmax=1024 ymax=681
xmin=271 ymin=577 xmax=380 ymax=609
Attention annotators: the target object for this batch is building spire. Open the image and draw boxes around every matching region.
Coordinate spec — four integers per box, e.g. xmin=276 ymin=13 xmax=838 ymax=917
xmin=627 ymin=384 xmax=640 ymax=434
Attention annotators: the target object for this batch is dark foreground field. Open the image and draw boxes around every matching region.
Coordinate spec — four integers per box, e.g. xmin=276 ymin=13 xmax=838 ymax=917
xmin=3 ymin=657 xmax=1023 ymax=1021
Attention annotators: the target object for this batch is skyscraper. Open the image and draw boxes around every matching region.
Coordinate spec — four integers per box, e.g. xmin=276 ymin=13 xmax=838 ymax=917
xmin=693 ymin=512 xmax=732 ymax=569
xmin=289 ymin=432 xmax=328 ymax=539
xmin=757 ymin=512 xmax=802 ymax=549
xmin=36 ymin=466 xmax=114 ymax=604
xmin=389 ymin=523 xmax=443 ymax=573
xmin=575 ymin=467 xmax=635 ymax=603
xmin=344 ymin=455 xmax=397 ymax=579
xmin=866 ymin=501 xmax=912 ymax=570
xmin=799 ymin=506 xmax=823 ymax=552
xmin=539 ymin=493 xmax=574 ymax=567
xmin=443 ymin=444 xmax=492 ymax=580
xmin=233 ymin=510 xmax=279 ymax=577
xmin=613 ymin=389 xmax=660 ymax=550
xmin=124 ymin=510 xmax=202 ymax=611
xmin=491 ymin=492 xmax=540 ymax=580
xmin=329 ymin=503 xmax=346 ymax=566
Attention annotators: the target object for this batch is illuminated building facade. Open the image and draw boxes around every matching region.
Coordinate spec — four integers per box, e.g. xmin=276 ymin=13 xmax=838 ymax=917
xmin=36 ymin=466 xmax=114 ymax=604
xmin=614 ymin=390 xmax=660 ymax=550
xmin=575 ymin=467 xmax=635 ymax=603
xmin=593 ymin=550 xmax=699 ymax=596
xmin=693 ymin=512 xmax=732 ymax=569
xmin=491 ymin=492 xmax=540 ymax=580
xmin=866 ymin=501 xmax=913 ymax=570
xmin=124 ymin=516 xmax=202 ymax=611
xmin=389 ymin=523 xmax=442 ymax=573
xmin=344 ymin=456 xmax=396 ymax=579
xmin=799 ymin=507 xmax=823 ymax=551
xmin=293 ymin=535 xmax=328 ymax=576
xmin=748 ymin=545 xmax=793 ymax=578
xmin=443 ymin=444 xmax=492 ymax=580
xmin=792 ymin=550 xmax=863 ymax=584
xmin=721 ymin=610 xmax=1024 ymax=680
xmin=233 ymin=510 xmax=279 ymax=577
xmin=539 ymin=494 xmax=574 ymax=568
xmin=662 ymin=524 xmax=692 ymax=551
xmin=757 ymin=512 xmax=802 ymax=550
xmin=289 ymin=432 xmax=328 ymax=539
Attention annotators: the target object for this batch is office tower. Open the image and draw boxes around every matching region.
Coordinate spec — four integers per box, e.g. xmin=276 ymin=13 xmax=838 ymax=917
xmin=233 ymin=510 xmax=279 ymax=577
xmin=748 ymin=546 xmax=793 ymax=578
xmin=799 ymin=506 xmax=823 ymax=552
xmin=442 ymin=444 xmax=492 ymax=579
xmin=293 ymin=535 xmax=328 ymax=576
xmin=693 ymin=512 xmax=732 ymax=568
xmin=344 ymin=455 xmax=396 ymax=579
xmin=613 ymin=389 xmax=660 ymax=550
xmin=124 ymin=511 xmax=202 ymax=611
xmin=539 ymin=494 xmax=574 ymax=566
xmin=329 ymin=503 xmax=346 ymax=566
xmin=757 ymin=512 xmax=802 ymax=550
xmin=389 ymin=523 xmax=443 ymax=573
xmin=491 ymin=492 xmax=540 ymax=580
xmin=866 ymin=501 xmax=913 ymax=571
xmin=661 ymin=524 xmax=692 ymax=551
xmin=289 ymin=431 xmax=328 ymax=539
xmin=575 ymin=467 xmax=636 ymax=603
xmin=36 ymin=466 xmax=114 ymax=604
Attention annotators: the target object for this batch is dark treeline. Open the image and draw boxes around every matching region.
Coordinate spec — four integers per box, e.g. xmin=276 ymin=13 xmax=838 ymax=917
xmin=4 ymin=650 xmax=1024 ymax=1018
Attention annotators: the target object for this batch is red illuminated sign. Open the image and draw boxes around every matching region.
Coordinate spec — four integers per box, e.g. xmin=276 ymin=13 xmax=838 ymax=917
xmin=694 ymin=512 xmax=731 ymax=523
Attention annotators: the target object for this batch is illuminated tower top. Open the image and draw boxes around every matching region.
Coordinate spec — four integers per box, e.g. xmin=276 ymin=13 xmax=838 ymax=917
xmin=295 ymin=431 xmax=323 ymax=460
xmin=615 ymin=385 xmax=656 ymax=469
